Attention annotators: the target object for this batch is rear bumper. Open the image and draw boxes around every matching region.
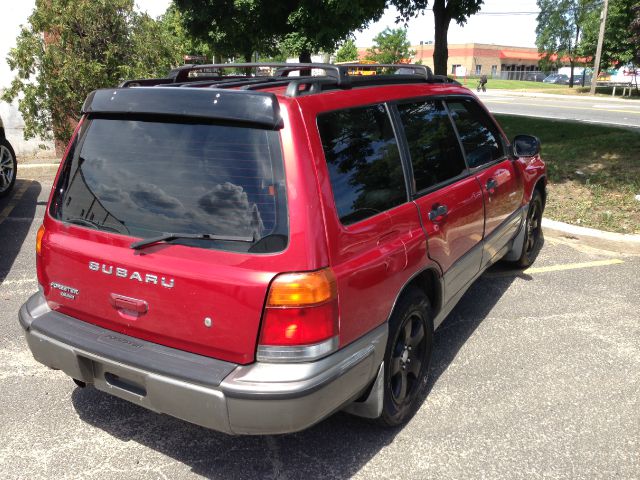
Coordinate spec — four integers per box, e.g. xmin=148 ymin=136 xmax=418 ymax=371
xmin=19 ymin=293 xmax=386 ymax=435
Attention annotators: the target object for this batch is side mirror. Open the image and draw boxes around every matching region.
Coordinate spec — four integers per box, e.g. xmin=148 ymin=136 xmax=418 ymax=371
xmin=512 ymin=135 xmax=540 ymax=157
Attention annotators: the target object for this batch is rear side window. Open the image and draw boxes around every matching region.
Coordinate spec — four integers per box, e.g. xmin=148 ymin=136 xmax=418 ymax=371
xmin=447 ymin=99 xmax=505 ymax=168
xmin=317 ymin=104 xmax=407 ymax=225
xmin=397 ymin=100 xmax=467 ymax=192
xmin=52 ymin=118 xmax=288 ymax=253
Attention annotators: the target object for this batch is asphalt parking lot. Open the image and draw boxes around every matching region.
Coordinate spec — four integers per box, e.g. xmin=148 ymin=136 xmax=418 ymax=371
xmin=1 ymin=166 xmax=639 ymax=479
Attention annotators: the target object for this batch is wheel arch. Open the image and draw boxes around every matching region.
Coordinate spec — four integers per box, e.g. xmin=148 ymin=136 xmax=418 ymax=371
xmin=533 ymin=175 xmax=547 ymax=209
xmin=387 ymin=267 xmax=443 ymax=325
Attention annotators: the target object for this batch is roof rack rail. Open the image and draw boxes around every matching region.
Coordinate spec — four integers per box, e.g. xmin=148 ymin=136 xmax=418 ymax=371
xmin=119 ymin=62 xmax=436 ymax=97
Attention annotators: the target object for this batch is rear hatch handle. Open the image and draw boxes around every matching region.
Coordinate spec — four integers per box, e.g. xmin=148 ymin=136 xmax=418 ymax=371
xmin=130 ymin=232 xmax=254 ymax=250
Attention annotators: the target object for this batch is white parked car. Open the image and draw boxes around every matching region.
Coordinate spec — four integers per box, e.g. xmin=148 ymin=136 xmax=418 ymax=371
xmin=0 ymin=115 xmax=17 ymax=197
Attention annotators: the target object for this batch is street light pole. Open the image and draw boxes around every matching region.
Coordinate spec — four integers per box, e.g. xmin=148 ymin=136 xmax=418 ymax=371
xmin=590 ymin=0 xmax=609 ymax=95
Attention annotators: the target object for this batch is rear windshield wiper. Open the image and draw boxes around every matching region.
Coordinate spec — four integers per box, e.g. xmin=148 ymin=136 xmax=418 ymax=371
xmin=130 ymin=233 xmax=255 ymax=250
xmin=65 ymin=217 xmax=127 ymax=234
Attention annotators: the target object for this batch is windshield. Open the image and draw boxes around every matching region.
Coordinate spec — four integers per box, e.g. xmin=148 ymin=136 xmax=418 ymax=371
xmin=52 ymin=117 xmax=288 ymax=253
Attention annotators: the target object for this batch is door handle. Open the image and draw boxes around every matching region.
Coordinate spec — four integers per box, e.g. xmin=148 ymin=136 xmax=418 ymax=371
xmin=486 ymin=178 xmax=498 ymax=193
xmin=110 ymin=294 xmax=148 ymax=314
xmin=428 ymin=204 xmax=448 ymax=222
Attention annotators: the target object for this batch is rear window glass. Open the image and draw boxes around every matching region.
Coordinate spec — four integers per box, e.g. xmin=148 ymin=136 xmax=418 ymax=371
xmin=317 ymin=104 xmax=407 ymax=225
xmin=52 ymin=118 xmax=288 ymax=253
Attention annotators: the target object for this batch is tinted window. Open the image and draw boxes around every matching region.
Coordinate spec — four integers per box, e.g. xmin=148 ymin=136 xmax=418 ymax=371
xmin=397 ymin=100 xmax=466 ymax=192
xmin=317 ymin=104 xmax=406 ymax=225
xmin=53 ymin=118 xmax=288 ymax=253
xmin=447 ymin=99 xmax=505 ymax=168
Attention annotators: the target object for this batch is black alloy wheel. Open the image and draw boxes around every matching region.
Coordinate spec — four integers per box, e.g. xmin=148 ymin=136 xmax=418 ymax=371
xmin=377 ymin=287 xmax=433 ymax=427
xmin=0 ymin=140 xmax=17 ymax=198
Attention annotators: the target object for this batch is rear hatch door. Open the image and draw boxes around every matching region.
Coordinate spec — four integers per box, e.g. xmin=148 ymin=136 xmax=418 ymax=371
xmin=43 ymin=88 xmax=289 ymax=364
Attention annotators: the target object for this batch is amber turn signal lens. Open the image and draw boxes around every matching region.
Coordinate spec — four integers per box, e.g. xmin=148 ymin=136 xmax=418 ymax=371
xmin=267 ymin=268 xmax=337 ymax=307
xmin=35 ymin=225 xmax=45 ymax=255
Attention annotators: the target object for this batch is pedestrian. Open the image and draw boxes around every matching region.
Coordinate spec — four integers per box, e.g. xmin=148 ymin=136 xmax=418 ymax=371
xmin=477 ymin=74 xmax=487 ymax=92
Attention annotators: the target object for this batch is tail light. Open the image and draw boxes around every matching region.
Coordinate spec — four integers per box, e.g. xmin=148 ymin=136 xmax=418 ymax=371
xmin=257 ymin=268 xmax=339 ymax=362
xmin=36 ymin=224 xmax=45 ymax=256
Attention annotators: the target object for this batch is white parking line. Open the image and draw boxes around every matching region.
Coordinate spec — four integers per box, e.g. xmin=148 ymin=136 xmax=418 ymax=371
xmin=1 ymin=278 xmax=37 ymax=286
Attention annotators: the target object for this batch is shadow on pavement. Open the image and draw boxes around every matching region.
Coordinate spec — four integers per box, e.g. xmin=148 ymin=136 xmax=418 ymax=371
xmin=71 ymin=239 xmax=544 ymax=478
xmin=0 ymin=179 xmax=41 ymax=286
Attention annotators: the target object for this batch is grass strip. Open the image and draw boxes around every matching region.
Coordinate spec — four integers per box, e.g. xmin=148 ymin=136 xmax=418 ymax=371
xmin=495 ymin=114 xmax=640 ymax=234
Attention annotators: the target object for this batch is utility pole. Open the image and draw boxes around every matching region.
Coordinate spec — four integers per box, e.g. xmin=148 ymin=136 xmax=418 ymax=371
xmin=590 ymin=0 xmax=609 ymax=95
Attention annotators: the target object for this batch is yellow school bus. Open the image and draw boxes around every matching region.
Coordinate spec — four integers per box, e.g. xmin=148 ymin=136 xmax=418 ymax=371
xmin=335 ymin=60 xmax=378 ymax=76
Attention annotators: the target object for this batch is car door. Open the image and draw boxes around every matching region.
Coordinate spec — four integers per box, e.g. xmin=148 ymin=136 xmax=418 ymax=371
xmin=446 ymin=98 xmax=524 ymax=267
xmin=393 ymin=99 xmax=485 ymax=305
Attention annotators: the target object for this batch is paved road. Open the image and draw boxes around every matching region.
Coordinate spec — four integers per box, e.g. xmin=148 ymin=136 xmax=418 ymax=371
xmin=478 ymin=90 xmax=640 ymax=129
xmin=1 ymin=166 xmax=639 ymax=479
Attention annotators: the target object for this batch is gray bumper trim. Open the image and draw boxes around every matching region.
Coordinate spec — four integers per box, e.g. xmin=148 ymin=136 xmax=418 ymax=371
xmin=19 ymin=293 xmax=387 ymax=434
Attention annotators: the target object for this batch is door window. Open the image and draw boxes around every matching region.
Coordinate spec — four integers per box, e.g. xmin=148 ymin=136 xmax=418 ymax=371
xmin=317 ymin=104 xmax=407 ymax=225
xmin=396 ymin=100 xmax=467 ymax=193
xmin=447 ymin=99 xmax=506 ymax=169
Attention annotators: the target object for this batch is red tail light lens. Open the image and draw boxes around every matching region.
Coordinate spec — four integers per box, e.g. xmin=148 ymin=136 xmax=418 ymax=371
xmin=258 ymin=268 xmax=339 ymax=361
xmin=259 ymin=301 xmax=338 ymax=346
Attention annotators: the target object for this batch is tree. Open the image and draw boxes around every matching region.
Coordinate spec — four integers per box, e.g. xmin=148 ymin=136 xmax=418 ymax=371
xmin=392 ymin=0 xmax=484 ymax=75
xmin=174 ymin=0 xmax=386 ymax=63
xmin=2 ymin=0 xmax=180 ymax=152
xmin=159 ymin=4 xmax=213 ymax=61
xmin=632 ymin=4 xmax=640 ymax=65
xmin=173 ymin=0 xmax=284 ymax=62
xmin=335 ymin=38 xmax=360 ymax=62
xmin=280 ymin=1 xmax=386 ymax=62
xmin=536 ymin=0 xmax=596 ymax=87
xmin=580 ymin=0 xmax=637 ymax=69
xmin=366 ymin=28 xmax=415 ymax=64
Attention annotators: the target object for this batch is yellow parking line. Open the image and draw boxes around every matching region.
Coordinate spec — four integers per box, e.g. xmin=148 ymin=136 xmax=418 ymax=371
xmin=485 ymin=258 xmax=625 ymax=278
xmin=523 ymin=259 xmax=624 ymax=274
xmin=0 ymin=181 xmax=31 ymax=225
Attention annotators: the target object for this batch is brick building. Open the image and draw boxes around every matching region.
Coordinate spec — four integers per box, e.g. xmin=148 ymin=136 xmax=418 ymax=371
xmin=357 ymin=43 xmax=571 ymax=76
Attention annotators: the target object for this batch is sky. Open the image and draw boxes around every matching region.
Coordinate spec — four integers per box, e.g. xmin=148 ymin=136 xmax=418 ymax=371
xmin=0 ymin=0 xmax=540 ymax=88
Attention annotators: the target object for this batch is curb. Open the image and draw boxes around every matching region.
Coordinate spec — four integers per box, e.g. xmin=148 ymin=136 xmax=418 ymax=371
xmin=542 ymin=218 xmax=640 ymax=255
xmin=19 ymin=162 xmax=60 ymax=169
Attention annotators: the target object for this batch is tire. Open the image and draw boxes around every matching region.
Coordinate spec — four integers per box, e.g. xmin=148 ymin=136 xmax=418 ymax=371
xmin=0 ymin=139 xmax=17 ymax=198
xmin=377 ymin=287 xmax=433 ymax=427
xmin=514 ymin=190 xmax=544 ymax=268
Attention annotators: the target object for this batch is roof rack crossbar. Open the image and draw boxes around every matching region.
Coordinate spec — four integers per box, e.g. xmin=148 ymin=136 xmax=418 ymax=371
xmin=170 ymin=63 xmax=349 ymax=85
xmin=120 ymin=63 xmax=435 ymax=96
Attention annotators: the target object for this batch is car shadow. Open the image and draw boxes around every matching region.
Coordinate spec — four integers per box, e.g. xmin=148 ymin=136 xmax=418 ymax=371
xmin=0 ymin=179 xmax=41 ymax=285
xmin=71 ymin=239 xmax=544 ymax=479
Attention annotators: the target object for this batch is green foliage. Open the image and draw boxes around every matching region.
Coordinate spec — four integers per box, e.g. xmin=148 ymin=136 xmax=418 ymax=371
xmin=366 ymin=28 xmax=415 ymax=64
xmin=335 ymin=39 xmax=359 ymax=62
xmin=174 ymin=0 xmax=283 ymax=61
xmin=159 ymin=4 xmax=213 ymax=61
xmin=392 ymin=0 xmax=483 ymax=26
xmin=174 ymin=0 xmax=386 ymax=62
xmin=536 ymin=0 xmax=597 ymax=85
xmin=580 ymin=0 xmax=637 ymax=69
xmin=632 ymin=4 xmax=640 ymax=64
xmin=2 ymin=0 xmax=181 ymax=147
xmin=281 ymin=0 xmax=386 ymax=60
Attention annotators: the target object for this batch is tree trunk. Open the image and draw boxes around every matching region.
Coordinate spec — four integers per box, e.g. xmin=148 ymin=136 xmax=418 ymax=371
xmin=244 ymin=52 xmax=253 ymax=76
xmin=433 ymin=0 xmax=451 ymax=76
xmin=299 ymin=50 xmax=312 ymax=76
xmin=569 ymin=60 xmax=575 ymax=88
xmin=299 ymin=50 xmax=312 ymax=63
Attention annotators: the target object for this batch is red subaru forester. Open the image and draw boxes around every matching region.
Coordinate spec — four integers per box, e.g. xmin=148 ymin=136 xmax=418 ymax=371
xmin=20 ymin=63 xmax=546 ymax=434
